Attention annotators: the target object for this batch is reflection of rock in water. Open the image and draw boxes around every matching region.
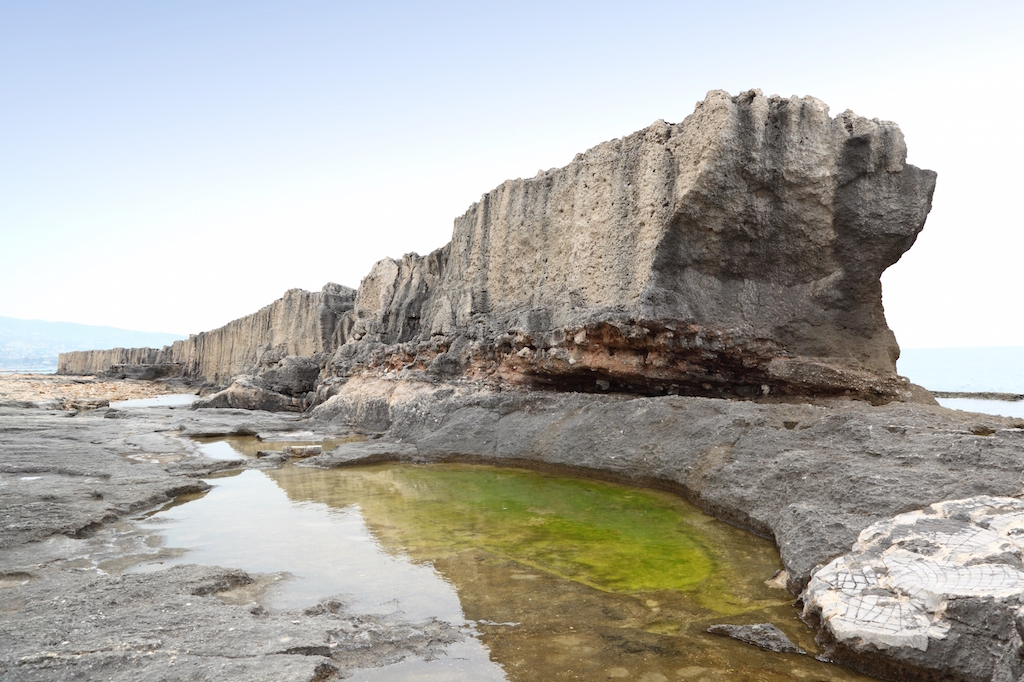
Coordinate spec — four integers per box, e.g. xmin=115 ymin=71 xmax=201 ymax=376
xmin=804 ymin=496 xmax=1024 ymax=681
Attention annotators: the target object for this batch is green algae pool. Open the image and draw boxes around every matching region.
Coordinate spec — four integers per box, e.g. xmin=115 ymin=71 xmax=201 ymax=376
xmin=131 ymin=456 xmax=877 ymax=681
xmin=271 ymin=465 xmax=777 ymax=614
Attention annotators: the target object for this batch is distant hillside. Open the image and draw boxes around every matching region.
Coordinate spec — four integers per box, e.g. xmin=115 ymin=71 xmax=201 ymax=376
xmin=0 ymin=316 xmax=185 ymax=373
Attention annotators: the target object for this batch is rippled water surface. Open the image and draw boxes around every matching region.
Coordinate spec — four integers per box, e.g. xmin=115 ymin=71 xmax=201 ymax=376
xmin=132 ymin=457 xmax=875 ymax=681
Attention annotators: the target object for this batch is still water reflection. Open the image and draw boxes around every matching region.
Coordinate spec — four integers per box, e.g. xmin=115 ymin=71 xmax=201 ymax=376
xmin=191 ymin=434 xmax=365 ymax=460
xmin=132 ymin=461 xmax=875 ymax=681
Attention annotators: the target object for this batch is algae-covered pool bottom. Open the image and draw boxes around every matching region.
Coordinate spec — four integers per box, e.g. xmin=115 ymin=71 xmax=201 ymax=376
xmin=131 ymin=464 xmax=875 ymax=681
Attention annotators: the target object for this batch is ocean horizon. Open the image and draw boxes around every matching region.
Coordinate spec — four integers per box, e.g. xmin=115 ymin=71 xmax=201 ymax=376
xmin=897 ymin=346 xmax=1024 ymax=394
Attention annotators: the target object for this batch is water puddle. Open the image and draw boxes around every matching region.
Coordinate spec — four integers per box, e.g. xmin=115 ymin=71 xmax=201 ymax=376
xmin=110 ymin=394 xmax=198 ymax=408
xmin=191 ymin=434 xmax=365 ymax=460
xmin=130 ymin=464 xmax=874 ymax=681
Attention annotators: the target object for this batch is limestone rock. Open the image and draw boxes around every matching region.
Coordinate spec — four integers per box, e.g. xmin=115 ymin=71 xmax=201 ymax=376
xmin=280 ymin=444 xmax=322 ymax=458
xmin=803 ymin=496 xmax=1024 ymax=681
xmin=60 ymin=90 xmax=935 ymax=403
xmin=254 ymin=356 xmax=320 ymax=396
xmin=57 ymin=347 xmax=162 ymax=375
xmin=101 ymin=363 xmax=183 ymax=380
xmin=192 ymin=378 xmax=307 ymax=413
xmin=335 ymin=89 xmax=935 ymax=402
xmin=58 ymin=283 xmax=355 ymax=384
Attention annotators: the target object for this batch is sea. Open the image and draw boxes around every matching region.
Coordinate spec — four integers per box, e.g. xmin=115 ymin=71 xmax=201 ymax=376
xmin=0 ymin=366 xmax=57 ymax=375
xmin=898 ymin=346 xmax=1024 ymax=419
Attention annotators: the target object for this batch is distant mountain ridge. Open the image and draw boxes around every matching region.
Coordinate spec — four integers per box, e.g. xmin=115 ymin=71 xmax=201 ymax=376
xmin=0 ymin=316 xmax=184 ymax=373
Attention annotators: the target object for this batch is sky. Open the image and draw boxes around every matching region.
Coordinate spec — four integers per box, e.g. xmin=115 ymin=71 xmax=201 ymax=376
xmin=1 ymin=1 xmax=1021 ymax=348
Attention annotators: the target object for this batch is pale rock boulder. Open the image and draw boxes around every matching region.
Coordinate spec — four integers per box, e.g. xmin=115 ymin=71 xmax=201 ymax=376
xmin=804 ymin=496 xmax=1024 ymax=681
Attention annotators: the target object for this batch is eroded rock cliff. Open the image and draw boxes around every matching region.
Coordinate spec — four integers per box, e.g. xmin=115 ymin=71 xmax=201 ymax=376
xmin=59 ymin=89 xmax=935 ymax=405
xmin=334 ymin=89 xmax=935 ymax=402
xmin=58 ymin=284 xmax=355 ymax=386
xmin=57 ymin=347 xmax=162 ymax=375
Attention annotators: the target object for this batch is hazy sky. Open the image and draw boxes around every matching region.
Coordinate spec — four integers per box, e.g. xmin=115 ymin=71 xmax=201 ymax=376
xmin=1 ymin=1 xmax=1021 ymax=348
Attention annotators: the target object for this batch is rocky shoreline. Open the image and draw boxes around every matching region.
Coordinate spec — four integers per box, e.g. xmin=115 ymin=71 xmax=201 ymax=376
xmin=10 ymin=90 xmax=1023 ymax=680
xmin=2 ymin=378 xmax=1023 ymax=680
xmin=0 ymin=384 xmax=465 ymax=681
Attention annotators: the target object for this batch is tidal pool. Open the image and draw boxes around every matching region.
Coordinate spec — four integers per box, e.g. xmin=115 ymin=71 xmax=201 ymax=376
xmin=131 ymin=463 xmax=875 ymax=681
xmin=191 ymin=434 xmax=365 ymax=460
xmin=109 ymin=393 xmax=198 ymax=408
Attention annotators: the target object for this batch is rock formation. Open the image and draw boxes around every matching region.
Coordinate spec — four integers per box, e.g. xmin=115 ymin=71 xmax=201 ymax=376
xmin=805 ymin=496 xmax=1024 ymax=681
xmin=59 ymin=284 xmax=355 ymax=385
xmin=333 ymin=89 xmax=935 ymax=403
xmin=59 ymin=89 xmax=936 ymax=407
xmin=57 ymin=347 xmax=163 ymax=375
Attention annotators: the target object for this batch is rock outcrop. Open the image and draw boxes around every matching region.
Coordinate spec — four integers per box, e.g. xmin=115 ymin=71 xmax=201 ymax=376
xmin=58 ymin=284 xmax=355 ymax=386
xmin=57 ymin=347 xmax=163 ymax=375
xmin=59 ymin=89 xmax=935 ymax=406
xmin=805 ymin=497 xmax=1024 ymax=681
xmin=334 ymin=89 xmax=935 ymax=402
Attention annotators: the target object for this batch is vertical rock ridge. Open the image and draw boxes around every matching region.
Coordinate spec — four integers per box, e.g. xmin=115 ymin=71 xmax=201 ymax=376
xmin=60 ymin=89 xmax=936 ymax=404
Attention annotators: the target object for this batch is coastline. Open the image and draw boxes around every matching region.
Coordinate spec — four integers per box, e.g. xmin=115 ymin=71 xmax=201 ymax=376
xmin=3 ymin=375 xmax=1024 ymax=680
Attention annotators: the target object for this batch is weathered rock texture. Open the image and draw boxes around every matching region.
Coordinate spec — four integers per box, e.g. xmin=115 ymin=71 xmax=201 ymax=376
xmin=805 ymin=496 xmax=1024 ymax=681
xmin=57 ymin=347 xmax=163 ymax=375
xmin=58 ymin=284 xmax=355 ymax=385
xmin=58 ymin=90 xmax=935 ymax=405
xmin=333 ymin=89 xmax=935 ymax=402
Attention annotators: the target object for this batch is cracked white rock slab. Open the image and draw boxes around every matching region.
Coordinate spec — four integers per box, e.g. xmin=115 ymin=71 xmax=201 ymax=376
xmin=804 ymin=496 xmax=1024 ymax=651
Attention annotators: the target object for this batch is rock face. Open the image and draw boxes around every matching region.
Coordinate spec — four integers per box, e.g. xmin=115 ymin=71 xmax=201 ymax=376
xmin=57 ymin=347 xmax=163 ymax=375
xmin=334 ymin=89 xmax=935 ymax=402
xmin=58 ymin=90 xmax=935 ymax=405
xmin=804 ymin=496 xmax=1024 ymax=681
xmin=58 ymin=284 xmax=355 ymax=385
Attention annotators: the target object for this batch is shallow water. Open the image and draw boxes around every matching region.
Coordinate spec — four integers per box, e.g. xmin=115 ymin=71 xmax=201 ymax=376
xmin=110 ymin=393 xmax=198 ymax=408
xmin=191 ymin=434 xmax=365 ymax=460
xmin=131 ymin=463 xmax=875 ymax=681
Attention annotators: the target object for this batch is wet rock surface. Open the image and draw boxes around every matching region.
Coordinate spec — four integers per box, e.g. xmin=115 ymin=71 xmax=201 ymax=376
xmin=707 ymin=623 xmax=805 ymax=654
xmin=0 ymin=400 xmax=464 ymax=681
xmin=1 ymin=563 xmax=459 ymax=682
